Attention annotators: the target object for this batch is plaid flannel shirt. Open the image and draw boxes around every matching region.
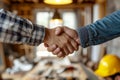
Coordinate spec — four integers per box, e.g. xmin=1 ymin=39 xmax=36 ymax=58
xmin=0 ymin=9 xmax=45 ymax=45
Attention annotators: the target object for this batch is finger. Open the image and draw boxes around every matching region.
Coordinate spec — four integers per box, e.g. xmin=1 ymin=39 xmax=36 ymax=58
xmin=57 ymin=52 xmax=66 ymax=58
xmin=70 ymin=39 xmax=79 ymax=51
xmin=63 ymin=46 xmax=70 ymax=55
xmin=47 ymin=44 xmax=57 ymax=52
xmin=53 ymin=47 xmax=61 ymax=55
xmin=76 ymin=38 xmax=80 ymax=44
xmin=55 ymin=27 xmax=63 ymax=35
xmin=64 ymin=27 xmax=79 ymax=43
xmin=66 ymin=41 xmax=74 ymax=53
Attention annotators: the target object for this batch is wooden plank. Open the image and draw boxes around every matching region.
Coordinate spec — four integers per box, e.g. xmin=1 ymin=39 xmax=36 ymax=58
xmin=11 ymin=3 xmax=94 ymax=9
xmin=0 ymin=43 xmax=6 ymax=72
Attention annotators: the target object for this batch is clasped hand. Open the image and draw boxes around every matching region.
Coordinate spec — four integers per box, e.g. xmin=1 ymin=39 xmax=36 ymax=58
xmin=43 ymin=26 xmax=80 ymax=58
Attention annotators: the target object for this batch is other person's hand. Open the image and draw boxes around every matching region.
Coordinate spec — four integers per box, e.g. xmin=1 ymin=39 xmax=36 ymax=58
xmin=44 ymin=27 xmax=80 ymax=57
xmin=43 ymin=28 xmax=79 ymax=57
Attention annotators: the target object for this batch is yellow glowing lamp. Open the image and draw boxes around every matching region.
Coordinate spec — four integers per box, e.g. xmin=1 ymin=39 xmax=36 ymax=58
xmin=49 ymin=19 xmax=63 ymax=28
xmin=49 ymin=10 xmax=63 ymax=28
xmin=44 ymin=0 xmax=72 ymax=5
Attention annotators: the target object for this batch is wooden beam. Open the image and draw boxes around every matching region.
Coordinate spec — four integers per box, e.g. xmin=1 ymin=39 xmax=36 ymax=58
xmin=95 ymin=0 xmax=106 ymax=3
xmin=11 ymin=3 xmax=94 ymax=9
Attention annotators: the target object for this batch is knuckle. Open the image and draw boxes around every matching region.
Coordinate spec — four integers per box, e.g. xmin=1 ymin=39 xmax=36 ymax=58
xmin=57 ymin=48 xmax=61 ymax=52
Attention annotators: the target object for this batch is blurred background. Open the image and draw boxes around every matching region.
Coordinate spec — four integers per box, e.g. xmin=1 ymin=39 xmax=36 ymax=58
xmin=0 ymin=0 xmax=120 ymax=80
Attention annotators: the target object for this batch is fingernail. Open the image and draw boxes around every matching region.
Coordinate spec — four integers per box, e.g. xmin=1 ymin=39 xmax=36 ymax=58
xmin=55 ymin=31 xmax=60 ymax=35
xmin=76 ymin=39 xmax=80 ymax=44
xmin=55 ymin=27 xmax=61 ymax=35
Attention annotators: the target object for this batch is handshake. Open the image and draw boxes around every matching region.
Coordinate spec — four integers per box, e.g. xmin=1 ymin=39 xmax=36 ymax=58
xmin=43 ymin=26 xmax=80 ymax=58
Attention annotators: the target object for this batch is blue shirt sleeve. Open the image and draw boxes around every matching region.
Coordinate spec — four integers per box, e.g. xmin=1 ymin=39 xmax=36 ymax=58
xmin=77 ymin=10 xmax=120 ymax=48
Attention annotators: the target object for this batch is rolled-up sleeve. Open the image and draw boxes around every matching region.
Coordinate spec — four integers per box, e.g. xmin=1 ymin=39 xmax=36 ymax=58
xmin=77 ymin=10 xmax=120 ymax=48
xmin=76 ymin=27 xmax=89 ymax=48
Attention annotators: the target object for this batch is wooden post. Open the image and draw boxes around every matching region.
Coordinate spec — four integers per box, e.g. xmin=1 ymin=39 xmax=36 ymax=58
xmin=0 ymin=1 xmax=10 ymax=79
xmin=0 ymin=0 xmax=10 ymax=9
xmin=97 ymin=0 xmax=107 ymax=59
xmin=91 ymin=0 xmax=107 ymax=63
xmin=96 ymin=0 xmax=106 ymax=18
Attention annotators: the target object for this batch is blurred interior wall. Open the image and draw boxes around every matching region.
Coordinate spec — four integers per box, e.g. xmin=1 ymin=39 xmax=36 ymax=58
xmin=106 ymin=0 xmax=120 ymax=57
xmin=91 ymin=0 xmax=106 ymax=62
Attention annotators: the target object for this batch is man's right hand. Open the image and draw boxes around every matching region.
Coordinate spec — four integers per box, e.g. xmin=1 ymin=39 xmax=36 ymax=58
xmin=45 ymin=26 xmax=80 ymax=57
xmin=43 ymin=27 xmax=79 ymax=57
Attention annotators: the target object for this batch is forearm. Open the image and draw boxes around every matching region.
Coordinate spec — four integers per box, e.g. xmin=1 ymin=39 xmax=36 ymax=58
xmin=0 ymin=9 xmax=45 ymax=45
xmin=77 ymin=10 xmax=120 ymax=48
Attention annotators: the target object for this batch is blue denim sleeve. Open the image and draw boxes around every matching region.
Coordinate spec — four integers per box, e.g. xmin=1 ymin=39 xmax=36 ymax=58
xmin=77 ymin=10 xmax=120 ymax=48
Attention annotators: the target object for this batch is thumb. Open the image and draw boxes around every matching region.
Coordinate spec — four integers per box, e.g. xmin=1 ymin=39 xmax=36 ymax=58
xmin=55 ymin=27 xmax=64 ymax=36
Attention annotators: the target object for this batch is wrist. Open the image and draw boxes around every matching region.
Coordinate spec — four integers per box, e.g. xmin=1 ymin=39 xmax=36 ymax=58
xmin=43 ymin=28 xmax=49 ymax=43
xmin=43 ymin=28 xmax=54 ymax=43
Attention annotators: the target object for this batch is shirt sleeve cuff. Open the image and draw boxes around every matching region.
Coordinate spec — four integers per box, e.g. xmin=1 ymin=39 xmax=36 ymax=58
xmin=76 ymin=27 xmax=89 ymax=48
xmin=29 ymin=24 xmax=45 ymax=46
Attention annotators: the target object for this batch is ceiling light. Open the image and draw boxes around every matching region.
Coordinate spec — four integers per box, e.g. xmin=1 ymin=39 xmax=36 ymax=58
xmin=44 ymin=0 xmax=72 ymax=5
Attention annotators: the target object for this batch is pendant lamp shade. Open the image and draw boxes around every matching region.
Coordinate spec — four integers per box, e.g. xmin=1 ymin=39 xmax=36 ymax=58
xmin=44 ymin=0 xmax=72 ymax=5
xmin=52 ymin=10 xmax=62 ymax=19
xmin=49 ymin=10 xmax=63 ymax=28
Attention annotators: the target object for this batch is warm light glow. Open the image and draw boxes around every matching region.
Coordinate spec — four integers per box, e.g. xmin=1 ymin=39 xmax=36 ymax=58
xmin=44 ymin=0 xmax=72 ymax=5
xmin=49 ymin=19 xmax=63 ymax=28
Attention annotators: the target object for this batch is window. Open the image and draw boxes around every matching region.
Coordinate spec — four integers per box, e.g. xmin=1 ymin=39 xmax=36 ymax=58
xmin=36 ymin=11 xmax=53 ymax=27
xmin=62 ymin=11 xmax=77 ymax=29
